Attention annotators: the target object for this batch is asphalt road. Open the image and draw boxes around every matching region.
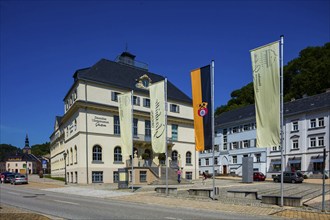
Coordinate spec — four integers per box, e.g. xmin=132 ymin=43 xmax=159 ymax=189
xmin=0 ymin=184 xmax=283 ymax=220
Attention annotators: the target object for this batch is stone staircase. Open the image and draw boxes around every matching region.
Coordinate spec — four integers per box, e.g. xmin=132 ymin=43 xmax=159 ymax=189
xmin=308 ymin=173 xmax=328 ymax=179
xmin=149 ymin=166 xmax=191 ymax=185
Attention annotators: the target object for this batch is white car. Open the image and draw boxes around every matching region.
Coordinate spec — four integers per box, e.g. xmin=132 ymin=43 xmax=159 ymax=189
xmin=11 ymin=174 xmax=28 ymax=185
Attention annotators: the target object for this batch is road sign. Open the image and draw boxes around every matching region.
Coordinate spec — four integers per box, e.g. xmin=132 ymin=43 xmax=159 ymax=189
xmin=42 ymin=160 xmax=47 ymax=169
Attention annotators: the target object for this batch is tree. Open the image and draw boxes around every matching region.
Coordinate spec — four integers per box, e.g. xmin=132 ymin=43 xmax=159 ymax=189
xmin=31 ymin=142 xmax=50 ymax=156
xmin=215 ymin=42 xmax=330 ymax=115
xmin=0 ymin=144 xmax=21 ymax=161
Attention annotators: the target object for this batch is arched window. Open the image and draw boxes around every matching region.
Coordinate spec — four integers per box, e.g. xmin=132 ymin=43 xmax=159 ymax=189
xmin=74 ymin=119 xmax=77 ymax=131
xmin=144 ymin=149 xmax=151 ymax=158
xmin=70 ymin=148 xmax=73 ymax=164
xmin=92 ymin=145 xmax=102 ymax=161
xmin=74 ymin=145 xmax=77 ymax=164
xmin=66 ymin=150 xmax=69 ymax=165
xmin=114 ymin=146 xmax=122 ymax=162
xmin=172 ymin=150 xmax=178 ymax=161
xmin=186 ymin=151 xmax=192 ymax=164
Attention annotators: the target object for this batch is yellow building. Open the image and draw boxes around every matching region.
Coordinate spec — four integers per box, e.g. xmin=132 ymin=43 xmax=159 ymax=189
xmin=50 ymin=52 xmax=198 ymax=184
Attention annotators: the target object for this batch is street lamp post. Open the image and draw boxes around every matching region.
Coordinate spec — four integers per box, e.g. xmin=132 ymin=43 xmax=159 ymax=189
xmin=63 ymin=152 xmax=67 ymax=185
xmin=26 ymin=157 xmax=28 ymax=179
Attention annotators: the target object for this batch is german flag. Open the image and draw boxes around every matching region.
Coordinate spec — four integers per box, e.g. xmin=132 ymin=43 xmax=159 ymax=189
xmin=191 ymin=65 xmax=212 ymax=151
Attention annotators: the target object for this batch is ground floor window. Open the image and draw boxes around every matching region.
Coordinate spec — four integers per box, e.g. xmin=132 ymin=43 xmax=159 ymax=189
xmin=313 ymin=162 xmax=324 ymax=173
xmin=185 ymin=172 xmax=192 ymax=180
xmin=113 ymin=171 xmax=119 ymax=183
xmin=92 ymin=171 xmax=103 ymax=183
xmin=290 ymin=163 xmax=301 ymax=172
xmin=272 ymin=164 xmax=281 ymax=172
xmin=75 ymin=171 xmax=78 ymax=183
xmin=140 ymin=171 xmax=147 ymax=182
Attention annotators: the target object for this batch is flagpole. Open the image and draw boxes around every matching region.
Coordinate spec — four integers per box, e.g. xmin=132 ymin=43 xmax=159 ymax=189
xmin=165 ymin=78 xmax=169 ymax=196
xmin=280 ymin=35 xmax=284 ymax=207
xmin=211 ymin=60 xmax=215 ymax=200
xmin=131 ymin=90 xmax=134 ymax=192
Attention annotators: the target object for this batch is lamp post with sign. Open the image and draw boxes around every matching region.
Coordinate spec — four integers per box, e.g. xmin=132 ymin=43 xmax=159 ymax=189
xmin=25 ymin=156 xmax=28 ymax=179
xmin=63 ymin=152 xmax=67 ymax=185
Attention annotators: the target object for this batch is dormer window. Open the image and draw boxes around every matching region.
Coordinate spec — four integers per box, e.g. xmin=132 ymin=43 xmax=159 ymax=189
xmin=136 ymin=74 xmax=152 ymax=89
xmin=142 ymin=79 xmax=149 ymax=87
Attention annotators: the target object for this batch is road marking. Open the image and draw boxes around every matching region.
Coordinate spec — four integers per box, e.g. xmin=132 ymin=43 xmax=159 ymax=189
xmin=165 ymin=217 xmax=182 ymax=220
xmin=53 ymin=199 xmax=80 ymax=206
xmin=7 ymin=191 xmax=20 ymax=195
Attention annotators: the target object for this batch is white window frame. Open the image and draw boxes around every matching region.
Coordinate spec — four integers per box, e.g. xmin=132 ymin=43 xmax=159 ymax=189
xmin=143 ymin=98 xmax=150 ymax=108
xmin=111 ymin=91 xmax=120 ymax=102
xmin=318 ymin=137 xmax=324 ymax=146
xmin=232 ymin=156 xmax=237 ymax=164
xmin=243 ymin=140 xmax=250 ymax=148
xmin=133 ymin=96 xmax=140 ymax=106
xmin=310 ymin=137 xmax=316 ymax=147
xmin=310 ymin=119 xmax=316 ymax=128
xmin=318 ymin=117 xmax=324 ymax=127
xmin=170 ymin=104 xmax=180 ymax=113
xmin=292 ymin=139 xmax=299 ymax=150
xmin=292 ymin=121 xmax=298 ymax=131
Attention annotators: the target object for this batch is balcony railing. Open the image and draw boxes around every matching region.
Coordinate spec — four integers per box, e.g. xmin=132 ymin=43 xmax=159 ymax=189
xmin=133 ymin=134 xmax=151 ymax=142
xmin=115 ymin=56 xmax=149 ymax=71
xmin=133 ymin=134 xmax=173 ymax=144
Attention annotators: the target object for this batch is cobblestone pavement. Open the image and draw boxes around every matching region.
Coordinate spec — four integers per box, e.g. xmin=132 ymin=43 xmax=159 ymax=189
xmin=1 ymin=175 xmax=329 ymax=220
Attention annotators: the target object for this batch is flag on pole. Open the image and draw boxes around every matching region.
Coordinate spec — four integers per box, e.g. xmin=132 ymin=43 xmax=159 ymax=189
xmin=150 ymin=80 xmax=166 ymax=153
xmin=118 ymin=91 xmax=133 ymax=157
xmin=191 ymin=65 xmax=212 ymax=151
xmin=251 ymin=41 xmax=280 ymax=147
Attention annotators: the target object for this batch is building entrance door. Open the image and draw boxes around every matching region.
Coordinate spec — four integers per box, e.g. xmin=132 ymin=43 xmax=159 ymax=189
xmin=223 ymin=165 xmax=227 ymax=175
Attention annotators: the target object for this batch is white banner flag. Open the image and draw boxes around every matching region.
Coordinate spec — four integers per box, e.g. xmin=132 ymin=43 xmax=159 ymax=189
xmin=150 ymin=80 xmax=166 ymax=153
xmin=251 ymin=41 xmax=280 ymax=148
xmin=118 ymin=91 xmax=133 ymax=157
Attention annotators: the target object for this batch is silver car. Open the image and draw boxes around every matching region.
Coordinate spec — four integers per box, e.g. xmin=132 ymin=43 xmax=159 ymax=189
xmin=11 ymin=174 xmax=28 ymax=185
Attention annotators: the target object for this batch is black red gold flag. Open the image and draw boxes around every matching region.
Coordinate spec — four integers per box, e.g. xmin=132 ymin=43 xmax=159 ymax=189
xmin=191 ymin=65 xmax=212 ymax=151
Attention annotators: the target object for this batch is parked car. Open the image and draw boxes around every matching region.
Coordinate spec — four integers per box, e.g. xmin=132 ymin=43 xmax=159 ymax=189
xmin=5 ymin=174 xmax=15 ymax=183
xmin=11 ymin=174 xmax=28 ymax=185
xmin=273 ymin=171 xmax=304 ymax=183
xmin=253 ymin=172 xmax=266 ymax=181
xmin=1 ymin=172 xmax=14 ymax=183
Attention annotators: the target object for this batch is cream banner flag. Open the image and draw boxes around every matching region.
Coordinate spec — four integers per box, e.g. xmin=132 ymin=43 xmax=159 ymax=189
xmin=251 ymin=41 xmax=280 ymax=148
xmin=118 ymin=92 xmax=133 ymax=157
xmin=150 ymin=80 xmax=166 ymax=153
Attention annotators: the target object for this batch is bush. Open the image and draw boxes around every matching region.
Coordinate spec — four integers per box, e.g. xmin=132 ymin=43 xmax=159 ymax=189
xmin=44 ymin=175 xmax=65 ymax=182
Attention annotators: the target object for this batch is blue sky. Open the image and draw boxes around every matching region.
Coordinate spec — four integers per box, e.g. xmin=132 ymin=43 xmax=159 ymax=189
xmin=1 ymin=0 xmax=329 ymax=147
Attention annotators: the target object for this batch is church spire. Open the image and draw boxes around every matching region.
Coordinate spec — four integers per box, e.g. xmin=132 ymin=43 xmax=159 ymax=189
xmin=25 ymin=134 xmax=30 ymax=148
xmin=23 ymin=134 xmax=31 ymax=154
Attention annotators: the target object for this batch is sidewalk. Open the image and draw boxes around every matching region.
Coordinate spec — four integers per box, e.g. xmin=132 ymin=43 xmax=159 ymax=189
xmin=2 ymin=175 xmax=329 ymax=220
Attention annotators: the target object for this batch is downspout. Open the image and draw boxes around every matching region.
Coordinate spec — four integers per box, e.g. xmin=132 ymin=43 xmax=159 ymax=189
xmin=85 ymin=81 xmax=89 ymax=184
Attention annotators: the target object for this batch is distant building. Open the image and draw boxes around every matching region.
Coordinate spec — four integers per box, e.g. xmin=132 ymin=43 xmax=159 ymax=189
xmin=50 ymin=52 xmax=197 ymax=184
xmin=5 ymin=135 xmax=41 ymax=174
xmin=200 ymin=91 xmax=330 ymax=178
